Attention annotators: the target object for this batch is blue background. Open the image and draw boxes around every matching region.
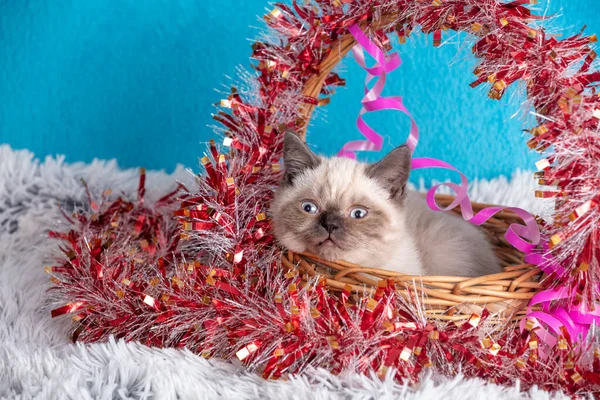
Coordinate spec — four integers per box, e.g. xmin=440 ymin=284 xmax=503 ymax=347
xmin=1 ymin=0 xmax=599 ymax=183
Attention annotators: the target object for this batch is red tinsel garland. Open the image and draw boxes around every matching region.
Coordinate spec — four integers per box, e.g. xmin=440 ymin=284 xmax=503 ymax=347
xmin=48 ymin=0 xmax=600 ymax=395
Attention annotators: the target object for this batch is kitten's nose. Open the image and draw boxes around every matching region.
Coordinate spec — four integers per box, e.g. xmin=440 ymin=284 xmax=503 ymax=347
xmin=320 ymin=213 xmax=340 ymax=234
xmin=321 ymin=222 xmax=339 ymax=233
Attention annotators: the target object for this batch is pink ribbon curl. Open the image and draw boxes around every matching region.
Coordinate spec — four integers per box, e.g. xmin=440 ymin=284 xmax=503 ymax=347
xmin=341 ymin=24 xmax=598 ymax=349
xmin=336 ymin=24 xmax=418 ymax=159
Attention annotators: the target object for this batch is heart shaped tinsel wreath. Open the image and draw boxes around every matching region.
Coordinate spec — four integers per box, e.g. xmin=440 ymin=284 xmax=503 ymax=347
xmin=47 ymin=0 xmax=600 ymax=395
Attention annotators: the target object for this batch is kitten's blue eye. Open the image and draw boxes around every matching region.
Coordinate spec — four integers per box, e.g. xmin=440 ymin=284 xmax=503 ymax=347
xmin=350 ymin=208 xmax=368 ymax=219
xmin=301 ymin=201 xmax=319 ymax=214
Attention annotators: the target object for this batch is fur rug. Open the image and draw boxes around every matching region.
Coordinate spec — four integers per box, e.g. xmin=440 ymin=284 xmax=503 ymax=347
xmin=0 ymin=145 xmax=570 ymax=399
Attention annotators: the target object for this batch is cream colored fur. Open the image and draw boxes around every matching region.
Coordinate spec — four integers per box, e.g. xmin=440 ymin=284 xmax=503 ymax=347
xmin=271 ymin=156 xmax=424 ymax=275
xmin=270 ymin=134 xmax=500 ymax=277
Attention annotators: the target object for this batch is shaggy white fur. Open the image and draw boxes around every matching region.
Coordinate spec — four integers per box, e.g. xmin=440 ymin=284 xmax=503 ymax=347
xmin=0 ymin=145 xmax=569 ymax=400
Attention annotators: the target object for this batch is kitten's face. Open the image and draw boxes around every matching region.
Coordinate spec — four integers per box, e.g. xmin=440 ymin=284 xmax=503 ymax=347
xmin=270 ymin=133 xmax=412 ymax=264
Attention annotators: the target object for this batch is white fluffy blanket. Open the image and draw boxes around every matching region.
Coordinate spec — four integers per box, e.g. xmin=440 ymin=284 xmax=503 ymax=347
xmin=0 ymin=145 xmax=568 ymax=399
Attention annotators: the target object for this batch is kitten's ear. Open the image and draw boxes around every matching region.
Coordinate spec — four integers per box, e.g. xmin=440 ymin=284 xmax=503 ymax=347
xmin=366 ymin=145 xmax=412 ymax=198
xmin=282 ymin=132 xmax=320 ymax=185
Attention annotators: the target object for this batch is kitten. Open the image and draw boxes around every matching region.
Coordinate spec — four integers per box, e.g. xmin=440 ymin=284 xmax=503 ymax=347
xmin=270 ymin=132 xmax=501 ymax=277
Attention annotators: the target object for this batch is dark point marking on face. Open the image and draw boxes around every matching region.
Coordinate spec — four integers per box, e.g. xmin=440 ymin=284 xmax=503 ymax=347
xmin=318 ymin=210 xmax=345 ymax=234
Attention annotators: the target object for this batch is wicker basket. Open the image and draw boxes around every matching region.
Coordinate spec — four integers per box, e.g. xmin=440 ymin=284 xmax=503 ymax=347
xmin=281 ymin=195 xmax=544 ymax=323
xmin=281 ymin=24 xmax=545 ymax=323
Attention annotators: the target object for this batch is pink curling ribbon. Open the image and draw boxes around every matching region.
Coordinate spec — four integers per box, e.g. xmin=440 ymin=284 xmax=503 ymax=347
xmin=342 ymin=24 xmax=598 ymax=349
xmin=337 ymin=24 xmax=419 ymax=159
